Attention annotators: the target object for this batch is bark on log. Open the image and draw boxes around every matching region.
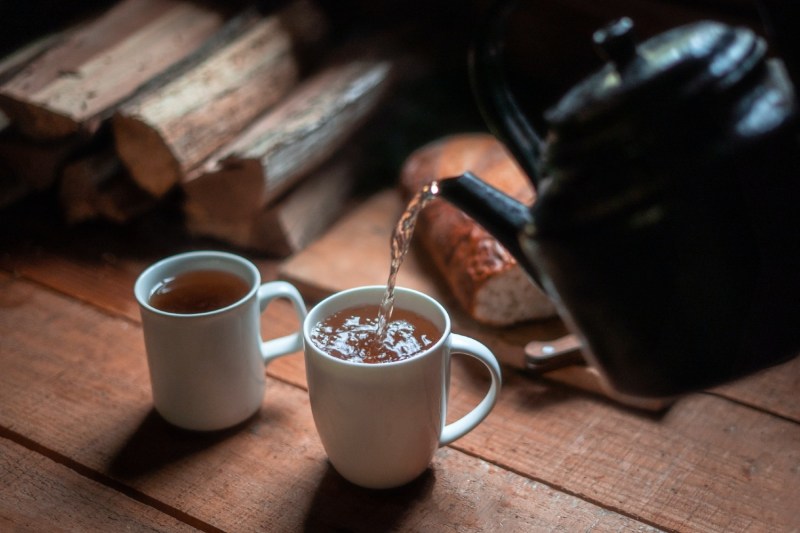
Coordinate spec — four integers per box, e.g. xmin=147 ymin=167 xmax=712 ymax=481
xmin=0 ymin=0 xmax=230 ymax=140
xmin=182 ymin=51 xmax=396 ymax=230
xmin=0 ymin=30 xmax=65 ymax=86
xmin=112 ymin=0 xmax=327 ymax=198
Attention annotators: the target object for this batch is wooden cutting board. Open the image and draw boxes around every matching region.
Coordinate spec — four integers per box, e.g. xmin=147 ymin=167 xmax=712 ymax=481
xmin=279 ymin=189 xmax=670 ymax=410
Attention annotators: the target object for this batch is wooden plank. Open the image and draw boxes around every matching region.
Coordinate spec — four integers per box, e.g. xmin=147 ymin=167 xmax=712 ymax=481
xmin=0 ymin=438 xmax=197 ymax=532
xmin=451 ymin=362 xmax=800 ymax=532
xmin=0 ymin=0 xmax=228 ymax=139
xmin=2 ymin=249 xmax=799 ymax=531
xmin=0 ymin=272 xmax=661 ymax=532
xmin=297 ymin=446 xmax=663 ymax=532
xmin=0 ymin=240 xmax=290 ymax=325
xmin=710 ymin=361 xmax=800 ymax=422
xmin=113 ymin=0 xmax=327 ymax=197
xmin=1 ymin=188 xmax=797 ymax=417
xmin=2 ymin=269 xmax=798 ymax=531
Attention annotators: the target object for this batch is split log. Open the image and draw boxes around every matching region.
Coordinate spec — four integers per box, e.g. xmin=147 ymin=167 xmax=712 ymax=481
xmin=0 ymin=133 xmax=83 ymax=208
xmin=182 ymin=50 xmax=397 ymax=241
xmin=0 ymin=115 xmax=22 ymax=207
xmin=185 ymin=150 xmax=359 ymax=256
xmin=0 ymin=30 xmax=64 ymax=86
xmin=112 ymin=0 xmax=327 ymax=198
xmin=0 ymin=172 xmax=25 ymax=209
xmin=0 ymin=0 xmax=230 ymax=140
xmin=59 ymin=150 xmax=156 ymax=224
xmin=0 ymin=26 xmax=68 ymax=207
xmin=0 ymin=153 xmax=27 ymax=209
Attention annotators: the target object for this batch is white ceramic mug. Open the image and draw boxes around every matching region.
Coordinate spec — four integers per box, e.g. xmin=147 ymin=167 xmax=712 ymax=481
xmin=134 ymin=251 xmax=307 ymax=431
xmin=303 ymin=285 xmax=502 ymax=489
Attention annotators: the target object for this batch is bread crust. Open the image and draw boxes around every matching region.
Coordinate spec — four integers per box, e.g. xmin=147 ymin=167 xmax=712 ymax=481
xmin=399 ymin=133 xmax=555 ymax=325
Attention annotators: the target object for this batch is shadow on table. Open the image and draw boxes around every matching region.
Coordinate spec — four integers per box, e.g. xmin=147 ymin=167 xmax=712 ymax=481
xmin=107 ymin=409 xmax=251 ymax=479
xmin=302 ymin=464 xmax=436 ymax=532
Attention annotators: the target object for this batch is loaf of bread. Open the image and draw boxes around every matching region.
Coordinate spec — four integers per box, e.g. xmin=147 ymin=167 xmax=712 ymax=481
xmin=399 ymin=133 xmax=556 ymax=326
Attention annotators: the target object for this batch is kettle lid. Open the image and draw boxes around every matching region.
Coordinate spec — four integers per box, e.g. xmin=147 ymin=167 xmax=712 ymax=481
xmin=544 ymin=18 xmax=767 ymax=139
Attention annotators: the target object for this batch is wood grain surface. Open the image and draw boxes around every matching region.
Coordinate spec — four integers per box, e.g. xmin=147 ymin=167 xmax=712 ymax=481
xmin=1 ymin=191 xmax=798 ymax=532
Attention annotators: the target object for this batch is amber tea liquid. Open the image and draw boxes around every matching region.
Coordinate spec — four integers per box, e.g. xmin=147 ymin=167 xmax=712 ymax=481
xmin=148 ymin=269 xmax=250 ymax=314
xmin=311 ymin=303 xmax=440 ymax=364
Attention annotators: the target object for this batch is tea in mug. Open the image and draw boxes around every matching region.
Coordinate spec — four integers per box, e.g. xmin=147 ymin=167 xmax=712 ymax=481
xmin=148 ymin=269 xmax=250 ymax=314
xmin=310 ymin=304 xmax=440 ymax=364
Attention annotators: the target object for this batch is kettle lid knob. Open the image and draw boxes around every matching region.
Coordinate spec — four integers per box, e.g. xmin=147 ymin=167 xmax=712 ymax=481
xmin=545 ymin=20 xmax=767 ymax=130
xmin=542 ymin=19 xmax=772 ymax=175
xmin=593 ymin=17 xmax=637 ymax=73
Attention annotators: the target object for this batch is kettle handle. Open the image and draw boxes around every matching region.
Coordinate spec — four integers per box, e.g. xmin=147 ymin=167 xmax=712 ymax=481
xmin=469 ymin=0 xmax=544 ymax=189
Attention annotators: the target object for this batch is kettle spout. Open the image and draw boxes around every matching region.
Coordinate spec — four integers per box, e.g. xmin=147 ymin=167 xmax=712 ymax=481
xmin=437 ymin=172 xmax=539 ymax=281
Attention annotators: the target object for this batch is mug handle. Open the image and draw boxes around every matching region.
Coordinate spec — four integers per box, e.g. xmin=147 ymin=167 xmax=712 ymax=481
xmin=440 ymin=333 xmax=502 ymax=446
xmin=257 ymin=281 xmax=307 ymax=363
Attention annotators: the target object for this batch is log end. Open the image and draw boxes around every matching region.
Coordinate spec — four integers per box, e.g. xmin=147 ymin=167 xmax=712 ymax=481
xmin=60 ymin=151 xmax=158 ymax=224
xmin=182 ymin=159 xmax=266 ymax=217
xmin=0 ymin=165 xmax=33 ymax=209
xmin=112 ymin=113 xmax=181 ymax=198
xmin=0 ymin=94 xmax=81 ymax=140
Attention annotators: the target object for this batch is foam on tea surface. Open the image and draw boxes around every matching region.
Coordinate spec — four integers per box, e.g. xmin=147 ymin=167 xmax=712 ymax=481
xmin=311 ymin=304 xmax=440 ymax=364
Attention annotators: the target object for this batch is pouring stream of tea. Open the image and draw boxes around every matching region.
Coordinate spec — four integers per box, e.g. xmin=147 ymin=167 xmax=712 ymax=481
xmin=375 ymin=181 xmax=441 ymax=341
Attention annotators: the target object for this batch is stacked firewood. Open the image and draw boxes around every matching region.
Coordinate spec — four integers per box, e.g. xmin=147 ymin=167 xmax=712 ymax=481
xmin=0 ymin=0 xmax=400 ymax=256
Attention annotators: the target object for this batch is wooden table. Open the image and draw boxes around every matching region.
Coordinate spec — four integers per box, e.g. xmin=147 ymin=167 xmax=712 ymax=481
xmin=1 ymin=193 xmax=798 ymax=532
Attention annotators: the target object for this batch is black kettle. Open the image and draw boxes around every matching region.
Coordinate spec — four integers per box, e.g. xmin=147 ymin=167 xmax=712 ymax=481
xmin=437 ymin=1 xmax=800 ymax=397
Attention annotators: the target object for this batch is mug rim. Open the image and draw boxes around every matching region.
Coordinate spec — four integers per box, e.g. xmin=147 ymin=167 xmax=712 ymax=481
xmin=134 ymin=250 xmax=260 ymax=318
xmin=303 ymin=285 xmax=452 ymax=367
